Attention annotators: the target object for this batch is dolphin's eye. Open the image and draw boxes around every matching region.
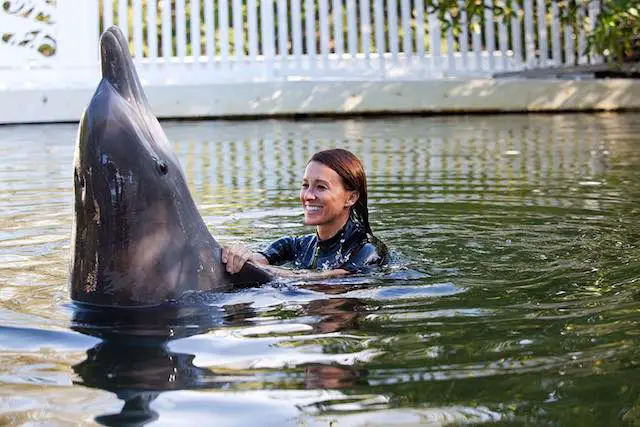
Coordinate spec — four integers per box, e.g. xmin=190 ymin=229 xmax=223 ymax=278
xmin=155 ymin=158 xmax=169 ymax=175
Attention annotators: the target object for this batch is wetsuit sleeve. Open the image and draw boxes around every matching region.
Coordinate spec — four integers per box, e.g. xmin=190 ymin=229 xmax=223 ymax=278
xmin=341 ymin=242 xmax=387 ymax=273
xmin=259 ymin=236 xmax=297 ymax=265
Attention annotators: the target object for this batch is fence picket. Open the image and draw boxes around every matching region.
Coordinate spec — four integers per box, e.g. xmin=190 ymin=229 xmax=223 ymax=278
xmin=589 ymin=0 xmax=602 ymax=63
xmin=458 ymin=0 xmax=469 ymax=70
xmin=360 ymin=0 xmax=372 ymax=60
xmin=414 ymin=0 xmax=425 ymax=64
xmin=278 ymin=0 xmax=289 ymax=57
xmin=103 ymin=0 xmax=113 ymax=29
xmin=219 ymin=0 xmax=230 ymax=60
xmin=332 ymin=0 xmax=344 ymax=56
xmin=190 ymin=0 xmax=201 ymax=59
xmin=497 ymin=3 xmax=509 ymax=70
xmin=483 ymin=0 xmax=495 ymax=70
xmin=386 ymin=0 xmax=399 ymax=63
xmin=471 ymin=15 xmax=482 ymax=71
xmin=346 ymin=0 xmax=357 ymax=58
xmin=248 ymin=0 xmax=259 ymax=58
xmin=400 ymin=0 xmax=412 ymax=61
xmin=118 ymin=0 xmax=128 ymax=41
xmin=175 ymin=0 xmax=187 ymax=60
xmin=577 ymin=4 xmax=586 ymax=64
xmin=428 ymin=11 xmax=441 ymax=74
xmin=263 ymin=0 xmax=276 ymax=68
xmin=291 ymin=0 xmax=303 ymax=60
xmin=147 ymin=0 xmax=158 ymax=59
xmin=524 ymin=0 xmax=535 ymax=67
xmin=232 ymin=0 xmax=244 ymax=57
xmin=446 ymin=12 xmax=455 ymax=72
xmin=132 ymin=0 xmax=143 ymax=58
xmin=161 ymin=0 xmax=173 ymax=58
xmin=536 ymin=0 xmax=548 ymax=65
xmin=319 ymin=0 xmax=330 ymax=64
xmin=550 ymin=1 xmax=561 ymax=65
xmin=204 ymin=0 xmax=215 ymax=58
xmin=510 ymin=1 xmax=523 ymax=68
xmin=563 ymin=3 xmax=575 ymax=65
xmin=305 ymin=0 xmax=317 ymax=60
xmin=373 ymin=0 xmax=385 ymax=68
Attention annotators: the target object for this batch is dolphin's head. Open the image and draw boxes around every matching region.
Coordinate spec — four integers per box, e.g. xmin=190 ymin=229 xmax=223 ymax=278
xmin=71 ymin=26 xmax=272 ymax=307
xmin=76 ymin=26 xmax=182 ymax=196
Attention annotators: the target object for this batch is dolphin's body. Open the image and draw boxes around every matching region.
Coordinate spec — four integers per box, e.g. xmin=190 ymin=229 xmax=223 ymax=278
xmin=70 ymin=26 xmax=273 ymax=307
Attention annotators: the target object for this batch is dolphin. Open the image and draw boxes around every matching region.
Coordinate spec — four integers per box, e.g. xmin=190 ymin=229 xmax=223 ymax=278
xmin=70 ymin=26 xmax=273 ymax=307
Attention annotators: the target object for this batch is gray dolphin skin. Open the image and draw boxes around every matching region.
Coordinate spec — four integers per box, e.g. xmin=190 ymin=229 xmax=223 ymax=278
xmin=70 ymin=26 xmax=273 ymax=307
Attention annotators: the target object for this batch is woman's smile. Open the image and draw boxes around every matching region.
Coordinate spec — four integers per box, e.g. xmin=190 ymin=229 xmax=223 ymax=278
xmin=304 ymin=204 xmax=322 ymax=214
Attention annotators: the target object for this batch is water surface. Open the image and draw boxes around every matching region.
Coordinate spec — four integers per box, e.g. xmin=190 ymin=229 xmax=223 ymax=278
xmin=1 ymin=113 xmax=640 ymax=425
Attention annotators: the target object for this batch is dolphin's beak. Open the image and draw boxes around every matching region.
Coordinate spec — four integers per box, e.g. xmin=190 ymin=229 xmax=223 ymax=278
xmin=99 ymin=26 xmax=149 ymax=109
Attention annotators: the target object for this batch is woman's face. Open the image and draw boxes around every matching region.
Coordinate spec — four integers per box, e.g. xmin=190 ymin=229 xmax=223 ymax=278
xmin=299 ymin=161 xmax=357 ymax=229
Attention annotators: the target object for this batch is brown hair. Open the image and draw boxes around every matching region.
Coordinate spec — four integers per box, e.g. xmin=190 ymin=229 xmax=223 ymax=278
xmin=309 ymin=148 xmax=374 ymax=235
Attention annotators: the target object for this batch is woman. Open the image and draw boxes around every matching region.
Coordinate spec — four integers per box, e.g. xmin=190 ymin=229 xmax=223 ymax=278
xmin=222 ymin=148 xmax=388 ymax=278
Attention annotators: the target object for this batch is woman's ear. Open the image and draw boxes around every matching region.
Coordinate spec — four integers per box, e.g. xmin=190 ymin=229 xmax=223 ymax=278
xmin=345 ymin=191 xmax=359 ymax=208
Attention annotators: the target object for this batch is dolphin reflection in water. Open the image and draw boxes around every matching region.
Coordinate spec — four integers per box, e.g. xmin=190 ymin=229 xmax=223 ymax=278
xmin=71 ymin=297 xmax=367 ymax=426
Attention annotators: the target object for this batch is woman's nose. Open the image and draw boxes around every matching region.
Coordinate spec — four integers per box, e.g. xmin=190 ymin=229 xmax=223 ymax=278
xmin=302 ymin=188 xmax=316 ymax=200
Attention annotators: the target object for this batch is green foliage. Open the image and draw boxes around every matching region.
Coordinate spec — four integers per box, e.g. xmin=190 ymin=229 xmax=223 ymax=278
xmin=588 ymin=0 xmax=639 ymax=62
xmin=428 ymin=0 xmax=640 ymax=63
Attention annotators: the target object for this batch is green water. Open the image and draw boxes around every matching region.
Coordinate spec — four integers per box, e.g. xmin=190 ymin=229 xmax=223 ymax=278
xmin=1 ymin=113 xmax=640 ymax=425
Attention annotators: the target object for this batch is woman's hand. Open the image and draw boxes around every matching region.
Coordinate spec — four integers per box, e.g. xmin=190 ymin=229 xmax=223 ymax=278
xmin=222 ymin=245 xmax=268 ymax=274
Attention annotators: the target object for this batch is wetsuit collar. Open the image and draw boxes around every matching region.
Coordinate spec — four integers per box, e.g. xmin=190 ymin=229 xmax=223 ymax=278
xmin=317 ymin=218 xmax=359 ymax=249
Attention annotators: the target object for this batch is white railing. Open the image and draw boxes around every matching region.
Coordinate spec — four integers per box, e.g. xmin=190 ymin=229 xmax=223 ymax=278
xmin=1 ymin=0 xmax=603 ymax=85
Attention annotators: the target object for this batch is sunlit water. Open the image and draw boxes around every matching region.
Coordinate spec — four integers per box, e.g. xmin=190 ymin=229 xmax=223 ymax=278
xmin=1 ymin=114 xmax=640 ymax=426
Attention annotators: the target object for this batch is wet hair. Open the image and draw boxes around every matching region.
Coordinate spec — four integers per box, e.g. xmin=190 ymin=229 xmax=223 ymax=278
xmin=309 ymin=148 xmax=374 ymax=236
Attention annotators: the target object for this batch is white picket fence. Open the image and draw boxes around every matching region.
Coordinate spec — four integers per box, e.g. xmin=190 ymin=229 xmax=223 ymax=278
xmin=2 ymin=0 xmax=603 ymax=84
xmin=2 ymin=0 xmax=623 ymax=124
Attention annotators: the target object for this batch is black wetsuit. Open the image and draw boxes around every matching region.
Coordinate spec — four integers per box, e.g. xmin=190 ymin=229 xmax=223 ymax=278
xmin=259 ymin=219 xmax=388 ymax=273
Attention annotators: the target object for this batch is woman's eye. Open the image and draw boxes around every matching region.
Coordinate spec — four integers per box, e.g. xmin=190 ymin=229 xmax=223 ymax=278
xmin=318 ymin=185 xmax=327 ymax=191
xmin=301 ymin=183 xmax=309 ymax=189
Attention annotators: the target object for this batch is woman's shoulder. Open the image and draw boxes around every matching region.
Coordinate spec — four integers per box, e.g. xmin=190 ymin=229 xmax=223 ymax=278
xmin=361 ymin=237 xmax=389 ymax=262
xmin=341 ymin=234 xmax=388 ymax=273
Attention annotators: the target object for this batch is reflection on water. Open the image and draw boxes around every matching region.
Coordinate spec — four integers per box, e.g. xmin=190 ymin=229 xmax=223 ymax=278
xmin=1 ymin=113 xmax=640 ymax=425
